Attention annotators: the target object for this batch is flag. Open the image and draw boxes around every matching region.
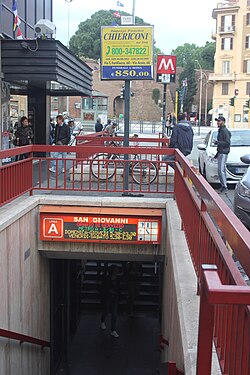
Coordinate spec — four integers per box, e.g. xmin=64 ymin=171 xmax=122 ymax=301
xmin=114 ymin=11 xmax=121 ymax=18
xmin=12 ymin=0 xmax=21 ymax=31
xmin=117 ymin=1 xmax=124 ymax=6
xmin=16 ymin=27 xmax=23 ymax=40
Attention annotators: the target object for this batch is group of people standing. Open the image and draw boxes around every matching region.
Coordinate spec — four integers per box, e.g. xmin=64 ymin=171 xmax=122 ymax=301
xmin=95 ymin=117 xmax=118 ymax=136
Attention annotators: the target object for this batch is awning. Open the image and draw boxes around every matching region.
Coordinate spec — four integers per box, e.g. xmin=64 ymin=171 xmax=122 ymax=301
xmin=1 ymin=39 xmax=93 ymax=96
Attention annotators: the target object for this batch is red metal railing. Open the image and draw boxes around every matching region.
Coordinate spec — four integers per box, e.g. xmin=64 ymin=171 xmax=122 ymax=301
xmin=0 ymin=328 xmax=50 ymax=348
xmin=1 ymin=138 xmax=250 ymax=375
xmin=0 ymin=138 xmax=173 ymax=205
xmin=174 ymin=150 xmax=250 ymax=375
xmin=197 ymin=265 xmax=250 ymax=375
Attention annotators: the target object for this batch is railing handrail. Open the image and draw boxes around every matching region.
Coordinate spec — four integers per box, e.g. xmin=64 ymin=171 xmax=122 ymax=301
xmin=1 ymin=139 xmax=250 ymax=374
xmin=174 ymin=150 xmax=250 ymax=280
xmin=0 ymin=328 xmax=50 ymax=348
xmin=196 ymin=265 xmax=250 ymax=375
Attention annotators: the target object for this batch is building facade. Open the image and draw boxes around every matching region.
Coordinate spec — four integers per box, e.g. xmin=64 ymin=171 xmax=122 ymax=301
xmin=211 ymin=0 xmax=250 ymax=128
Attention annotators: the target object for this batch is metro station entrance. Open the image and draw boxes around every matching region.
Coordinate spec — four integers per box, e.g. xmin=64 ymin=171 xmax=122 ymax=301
xmin=39 ymin=204 xmax=166 ymax=374
xmin=50 ymin=257 xmax=164 ymax=375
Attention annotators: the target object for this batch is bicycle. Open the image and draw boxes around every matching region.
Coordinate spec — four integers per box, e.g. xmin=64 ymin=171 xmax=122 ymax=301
xmin=90 ymin=151 xmax=158 ymax=185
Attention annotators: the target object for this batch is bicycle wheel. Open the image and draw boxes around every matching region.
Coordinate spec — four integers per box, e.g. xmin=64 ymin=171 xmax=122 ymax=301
xmin=132 ymin=160 xmax=158 ymax=185
xmin=91 ymin=153 xmax=116 ymax=180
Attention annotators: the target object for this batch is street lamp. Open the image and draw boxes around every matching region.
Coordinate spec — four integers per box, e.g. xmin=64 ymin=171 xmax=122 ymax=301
xmin=202 ymin=71 xmax=208 ymax=126
xmin=195 ymin=59 xmax=202 ymax=136
xmin=65 ymin=0 xmax=73 ymax=48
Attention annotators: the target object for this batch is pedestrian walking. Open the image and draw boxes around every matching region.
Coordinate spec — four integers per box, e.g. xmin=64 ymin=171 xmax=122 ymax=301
xmin=213 ymin=116 xmax=231 ymax=193
xmin=49 ymin=114 xmax=71 ymax=173
xmin=100 ymin=265 xmax=120 ymax=338
xmin=162 ymin=113 xmax=194 ymax=169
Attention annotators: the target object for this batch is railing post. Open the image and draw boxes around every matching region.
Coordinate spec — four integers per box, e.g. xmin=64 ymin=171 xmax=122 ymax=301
xmin=196 ymin=265 xmax=217 ymax=375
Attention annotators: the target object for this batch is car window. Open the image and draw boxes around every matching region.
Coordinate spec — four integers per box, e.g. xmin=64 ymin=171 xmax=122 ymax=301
xmin=231 ymin=130 xmax=250 ymax=146
xmin=204 ymin=131 xmax=212 ymax=146
xmin=210 ymin=131 xmax=218 ymax=147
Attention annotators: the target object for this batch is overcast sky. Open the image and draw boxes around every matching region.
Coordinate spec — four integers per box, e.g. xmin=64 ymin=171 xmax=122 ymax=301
xmin=53 ymin=0 xmax=219 ymax=53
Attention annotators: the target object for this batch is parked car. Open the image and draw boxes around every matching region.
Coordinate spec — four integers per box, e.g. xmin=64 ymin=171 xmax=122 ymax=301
xmin=197 ymin=129 xmax=250 ymax=184
xmin=234 ymin=154 xmax=250 ymax=230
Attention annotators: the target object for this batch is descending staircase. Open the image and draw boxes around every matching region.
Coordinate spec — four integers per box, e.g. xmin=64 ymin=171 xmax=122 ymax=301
xmin=79 ymin=260 xmax=162 ymax=313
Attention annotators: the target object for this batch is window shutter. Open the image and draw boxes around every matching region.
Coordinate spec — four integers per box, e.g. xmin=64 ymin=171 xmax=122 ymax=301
xmin=221 ymin=15 xmax=225 ymax=30
xmin=243 ymin=60 xmax=247 ymax=73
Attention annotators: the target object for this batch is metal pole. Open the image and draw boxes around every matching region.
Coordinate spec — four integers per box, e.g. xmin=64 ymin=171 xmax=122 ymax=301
xmin=65 ymin=0 xmax=72 ymax=48
xmin=122 ymin=0 xmax=135 ymax=195
xmin=132 ymin=0 xmax=136 ymax=24
xmin=122 ymin=80 xmax=130 ymax=195
xmin=162 ymin=83 xmax=167 ymax=136
xmin=202 ymin=72 xmax=208 ymax=126
xmin=198 ymin=69 xmax=202 ymax=135
xmin=195 ymin=60 xmax=202 ymax=136
xmin=204 ymin=80 xmax=208 ymax=126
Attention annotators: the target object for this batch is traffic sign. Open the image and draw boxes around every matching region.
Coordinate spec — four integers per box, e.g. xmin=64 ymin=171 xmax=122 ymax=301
xmin=157 ymin=55 xmax=176 ymax=83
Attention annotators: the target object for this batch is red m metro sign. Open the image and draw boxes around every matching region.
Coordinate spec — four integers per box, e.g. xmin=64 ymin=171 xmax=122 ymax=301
xmin=157 ymin=55 xmax=176 ymax=83
xmin=157 ymin=55 xmax=176 ymax=74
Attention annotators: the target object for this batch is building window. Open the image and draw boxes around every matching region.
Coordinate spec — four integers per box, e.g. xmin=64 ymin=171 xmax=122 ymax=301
xmin=247 ymin=13 xmax=250 ymax=26
xmin=222 ymin=83 xmax=229 ymax=95
xmin=221 ymin=15 xmax=235 ymax=32
xmin=221 ymin=37 xmax=233 ymax=50
xmin=243 ymin=60 xmax=250 ymax=73
xmin=246 ymin=35 xmax=250 ymax=49
xmin=246 ymin=82 xmax=250 ymax=95
xmin=222 ymin=61 xmax=230 ymax=74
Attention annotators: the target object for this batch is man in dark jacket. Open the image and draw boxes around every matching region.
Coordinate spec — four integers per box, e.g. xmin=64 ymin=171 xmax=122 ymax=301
xmin=163 ymin=113 xmax=194 ymax=168
xmin=49 ymin=114 xmax=70 ymax=173
xmin=95 ymin=117 xmax=103 ymax=132
xmin=214 ymin=116 xmax=231 ymax=193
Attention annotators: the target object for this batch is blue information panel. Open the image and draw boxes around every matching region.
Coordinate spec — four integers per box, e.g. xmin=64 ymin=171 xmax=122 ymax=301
xmin=101 ymin=26 xmax=154 ymax=81
xmin=102 ymin=65 xmax=153 ymax=80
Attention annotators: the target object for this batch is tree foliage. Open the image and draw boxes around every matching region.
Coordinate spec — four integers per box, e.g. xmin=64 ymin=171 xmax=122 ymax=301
xmin=69 ymin=10 xmax=154 ymax=59
xmin=172 ymin=42 xmax=215 ymax=70
xmin=178 ymin=59 xmax=197 ymax=113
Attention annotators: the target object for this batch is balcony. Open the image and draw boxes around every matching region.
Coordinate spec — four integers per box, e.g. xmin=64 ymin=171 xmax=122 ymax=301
xmin=209 ymin=72 xmax=235 ymax=82
xmin=219 ymin=25 xmax=235 ymax=33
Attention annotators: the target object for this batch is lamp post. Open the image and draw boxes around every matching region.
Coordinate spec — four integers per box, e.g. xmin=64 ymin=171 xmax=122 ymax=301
xmin=65 ymin=0 xmax=72 ymax=48
xmin=195 ymin=59 xmax=202 ymax=136
xmin=203 ymin=71 xmax=208 ymax=126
